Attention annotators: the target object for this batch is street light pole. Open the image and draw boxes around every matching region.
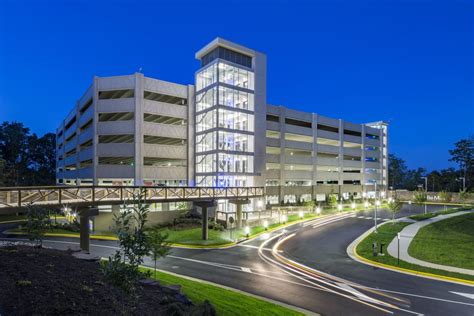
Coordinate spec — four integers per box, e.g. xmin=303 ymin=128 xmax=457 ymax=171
xmin=375 ymin=200 xmax=380 ymax=232
xmin=459 ymin=177 xmax=466 ymax=192
xmin=397 ymin=232 xmax=400 ymax=265
xmin=421 ymin=176 xmax=428 ymax=214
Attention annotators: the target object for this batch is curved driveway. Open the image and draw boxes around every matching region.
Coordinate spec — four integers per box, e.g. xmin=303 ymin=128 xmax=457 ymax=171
xmin=2 ymin=205 xmax=474 ymax=315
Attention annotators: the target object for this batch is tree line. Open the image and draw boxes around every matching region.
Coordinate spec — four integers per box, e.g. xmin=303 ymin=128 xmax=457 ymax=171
xmin=389 ymin=135 xmax=474 ymax=192
xmin=0 ymin=121 xmax=56 ymax=186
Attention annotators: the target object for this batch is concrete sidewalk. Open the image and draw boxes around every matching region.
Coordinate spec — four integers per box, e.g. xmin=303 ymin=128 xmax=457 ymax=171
xmin=387 ymin=210 xmax=474 ymax=276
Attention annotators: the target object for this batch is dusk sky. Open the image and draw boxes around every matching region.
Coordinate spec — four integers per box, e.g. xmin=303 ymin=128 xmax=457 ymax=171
xmin=0 ymin=0 xmax=472 ymax=171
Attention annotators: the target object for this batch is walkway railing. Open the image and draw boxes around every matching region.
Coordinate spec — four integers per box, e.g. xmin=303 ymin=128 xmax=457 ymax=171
xmin=0 ymin=186 xmax=265 ymax=210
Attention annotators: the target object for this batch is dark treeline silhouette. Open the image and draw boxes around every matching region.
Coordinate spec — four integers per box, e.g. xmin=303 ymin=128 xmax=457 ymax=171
xmin=389 ymin=135 xmax=474 ymax=192
xmin=0 ymin=121 xmax=56 ymax=186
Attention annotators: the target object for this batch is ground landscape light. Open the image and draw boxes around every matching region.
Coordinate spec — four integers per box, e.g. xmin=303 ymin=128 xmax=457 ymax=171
xmin=244 ymin=226 xmax=250 ymax=237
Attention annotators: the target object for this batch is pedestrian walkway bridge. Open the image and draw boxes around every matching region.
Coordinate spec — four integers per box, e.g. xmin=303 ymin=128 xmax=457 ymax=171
xmin=0 ymin=186 xmax=265 ymax=212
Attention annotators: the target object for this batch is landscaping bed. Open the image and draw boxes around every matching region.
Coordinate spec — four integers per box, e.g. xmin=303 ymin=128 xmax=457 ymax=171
xmin=0 ymin=245 xmax=214 ymax=315
xmin=409 ymin=212 xmax=474 ymax=270
xmin=355 ymin=221 xmax=474 ymax=281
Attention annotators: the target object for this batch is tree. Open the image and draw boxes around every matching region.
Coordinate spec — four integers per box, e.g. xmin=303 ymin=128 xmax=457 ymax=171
xmin=413 ymin=190 xmax=428 ymax=214
xmin=0 ymin=121 xmax=56 ymax=187
xmin=0 ymin=122 xmax=31 ymax=186
xmin=0 ymin=158 xmax=5 ymax=186
xmin=26 ymin=205 xmax=52 ymax=248
xmin=438 ymin=191 xmax=452 ymax=203
xmin=388 ymin=154 xmax=408 ymax=190
xmin=147 ymin=229 xmax=171 ymax=278
xmin=28 ymin=133 xmax=56 ymax=185
xmin=102 ymin=191 xmax=152 ymax=293
xmin=387 ymin=199 xmax=403 ymax=221
xmin=449 ymin=135 xmax=474 ymax=190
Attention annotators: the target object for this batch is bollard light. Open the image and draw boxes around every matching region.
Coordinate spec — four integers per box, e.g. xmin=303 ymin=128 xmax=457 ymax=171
xmin=351 ymin=202 xmax=356 ymax=210
xmin=244 ymin=226 xmax=250 ymax=237
xmin=316 ymin=207 xmax=321 ymax=215
xmin=376 ymin=200 xmax=381 ymax=207
xmin=408 ymin=200 xmax=412 ymax=205
xmin=299 ymin=211 xmax=304 ymax=219
xmin=364 ymin=201 xmax=369 ymax=209
xmin=388 ymin=197 xmax=393 ymax=203
xmin=282 ymin=214 xmax=287 ymax=223
xmin=338 ymin=204 xmax=343 ymax=212
xmin=263 ymin=220 xmax=268 ymax=230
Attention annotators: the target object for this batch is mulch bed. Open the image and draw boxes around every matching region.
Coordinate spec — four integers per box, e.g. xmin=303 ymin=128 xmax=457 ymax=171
xmin=0 ymin=245 xmax=214 ymax=315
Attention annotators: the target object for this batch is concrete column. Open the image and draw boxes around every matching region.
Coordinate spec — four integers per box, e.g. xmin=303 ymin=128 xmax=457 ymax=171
xmin=236 ymin=203 xmax=243 ymax=228
xmin=195 ymin=200 xmax=217 ymax=241
xmin=338 ymin=119 xmax=344 ymax=198
xmin=229 ymin=199 xmax=250 ymax=229
xmin=201 ymin=206 xmax=208 ymax=240
xmin=134 ymin=73 xmax=144 ymax=185
xmin=79 ymin=207 xmax=99 ymax=253
xmin=79 ymin=214 xmax=90 ymax=253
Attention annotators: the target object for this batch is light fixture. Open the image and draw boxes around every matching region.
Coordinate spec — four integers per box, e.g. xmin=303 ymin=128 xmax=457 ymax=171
xmin=244 ymin=226 xmax=250 ymax=237
xmin=263 ymin=220 xmax=268 ymax=230
xmin=351 ymin=202 xmax=356 ymax=210
xmin=338 ymin=204 xmax=343 ymax=211
xmin=364 ymin=201 xmax=369 ymax=208
xmin=376 ymin=200 xmax=381 ymax=207
xmin=299 ymin=211 xmax=304 ymax=219
xmin=316 ymin=207 xmax=321 ymax=215
xmin=282 ymin=215 xmax=287 ymax=223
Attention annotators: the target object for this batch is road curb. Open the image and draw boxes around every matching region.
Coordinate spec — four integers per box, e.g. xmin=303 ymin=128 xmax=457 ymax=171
xmin=346 ymin=220 xmax=474 ymax=287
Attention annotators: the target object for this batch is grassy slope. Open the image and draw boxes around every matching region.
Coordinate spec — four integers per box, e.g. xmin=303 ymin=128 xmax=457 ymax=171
xmin=147 ymin=270 xmax=304 ymax=316
xmin=409 ymin=213 xmax=474 ymax=270
xmin=356 ymin=221 xmax=474 ymax=281
xmin=160 ymin=228 xmax=232 ymax=246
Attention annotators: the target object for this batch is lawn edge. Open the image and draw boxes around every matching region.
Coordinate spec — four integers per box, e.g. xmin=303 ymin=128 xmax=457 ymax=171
xmin=2 ymin=214 xmax=328 ymax=248
xmin=139 ymin=265 xmax=317 ymax=315
xmin=346 ymin=220 xmax=474 ymax=287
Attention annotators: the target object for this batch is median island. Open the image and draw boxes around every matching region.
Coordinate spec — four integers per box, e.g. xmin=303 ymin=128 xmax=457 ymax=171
xmin=408 ymin=212 xmax=474 ymax=270
xmin=355 ymin=208 xmax=474 ymax=283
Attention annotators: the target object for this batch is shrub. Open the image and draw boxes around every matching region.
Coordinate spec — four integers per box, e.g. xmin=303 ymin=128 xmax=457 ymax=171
xmin=26 ymin=205 xmax=52 ymax=247
xmin=102 ymin=190 xmax=151 ymax=294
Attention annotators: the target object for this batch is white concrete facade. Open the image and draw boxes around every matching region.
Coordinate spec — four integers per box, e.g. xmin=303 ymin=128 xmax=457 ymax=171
xmin=56 ymin=73 xmax=194 ymax=186
xmin=56 ymin=38 xmax=388 ymax=203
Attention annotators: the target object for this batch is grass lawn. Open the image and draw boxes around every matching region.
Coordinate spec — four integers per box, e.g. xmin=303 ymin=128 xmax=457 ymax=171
xmin=409 ymin=207 xmax=469 ymax=221
xmin=409 ymin=212 xmax=474 ymax=270
xmin=160 ymin=227 xmax=232 ymax=246
xmin=0 ymin=214 xmax=27 ymax=223
xmin=356 ymin=221 xmax=474 ymax=281
xmin=146 ymin=269 xmax=304 ymax=316
xmin=8 ymin=227 xmax=116 ymax=237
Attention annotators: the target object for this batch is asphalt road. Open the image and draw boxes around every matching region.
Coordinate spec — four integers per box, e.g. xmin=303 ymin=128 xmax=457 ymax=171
xmin=2 ymin=205 xmax=474 ymax=315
